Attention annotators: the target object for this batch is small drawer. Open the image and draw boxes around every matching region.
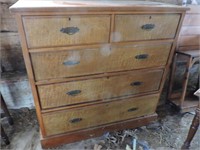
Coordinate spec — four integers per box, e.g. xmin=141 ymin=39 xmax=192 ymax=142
xmin=31 ymin=43 xmax=171 ymax=81
xmin=42 ymin=94 xmax=159 ymax=136
xmin=38 ymin=69 xmax=163 ymax=109
xmin=113 ymin=14 xmax=180 ymax=42
xmin=23 ymin=15 xmax=110 ymax=48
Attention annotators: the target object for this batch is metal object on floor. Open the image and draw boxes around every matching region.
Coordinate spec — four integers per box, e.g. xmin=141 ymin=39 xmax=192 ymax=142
xmin=0 ymin=93 xmax=14 ymax=145
xmin=168 ymin=50 xmax=200 ymax=112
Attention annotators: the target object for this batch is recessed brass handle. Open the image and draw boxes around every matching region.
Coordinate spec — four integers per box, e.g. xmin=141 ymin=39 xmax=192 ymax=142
xmin=127 ymin=107 xmax=138 ymax=112
xmin=141 ymin=24 xmax=155 ymax=30
xmin=70 ymin=118 xmax=82 ymax=123
xmin=63 ymin=61 xmax=80 ymax=66
xmin=135 ymin=54 xmax=149 ymax=60
xmin=67 ymin=90 xmax=81 ymax=96
xmin=60 ymin=27 xmax=79 ymax=35
xmin=130 ymin=81 xmax=143 ymax=86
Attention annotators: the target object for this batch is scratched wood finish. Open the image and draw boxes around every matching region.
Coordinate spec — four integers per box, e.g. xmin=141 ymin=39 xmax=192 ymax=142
xmin=10 ymin=0 xmax=188 ymax=148
xmin=31 ymin=44 xmax=171 ymax=81
xmin=42 ymin=94 xmax=159 ymax=136
xmin=23 ymin=15 xmax=111 ymax=48
xmin=38 ymin=69 xmax=163 ymax=109
xmin=113 ymin=14 xmax=180 ymax=42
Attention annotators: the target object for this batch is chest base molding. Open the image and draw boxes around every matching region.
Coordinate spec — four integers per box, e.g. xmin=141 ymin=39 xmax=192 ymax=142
xmin=41 ymin=113 xmax=157 ymax=148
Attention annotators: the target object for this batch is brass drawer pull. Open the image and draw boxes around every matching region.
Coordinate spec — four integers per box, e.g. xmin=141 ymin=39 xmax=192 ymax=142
xmin=67 ymin=90 xmax=81 ymax=96
xmin=141 ymin=24 xmax=155 ymax=30
xmin=60 ymin=27 xmax=79 ymax=35
xmin=63 ymin=61 xmax=80 ymax=66
xmin=130 ymin=81 xmax=143 ymax=86
xmin=70 ymin=118 xmax=82 ymax=123
xmin=135 ymin=54 xmax=149 ymax=60
xmin=127 ymin=107 xmax=138 ymax=112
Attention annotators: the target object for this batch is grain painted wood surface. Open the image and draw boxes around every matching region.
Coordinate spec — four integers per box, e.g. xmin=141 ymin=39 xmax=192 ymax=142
xmin=31 ymin=44 xmax=171 ymax=81
xmin=38 ymin=69 xmax=163 ymax=109
xmin=42 ymin=94 xmax=159 ymax=136
xmin=113 ymin=14 xmax=180 ymax=42
xmin=23 ymin=15 xmax=111 ymax=48
xmin=0 ymin=0 xmax=184 ymax=72
xmin=9 ymin=0 xmax=188 ymax=147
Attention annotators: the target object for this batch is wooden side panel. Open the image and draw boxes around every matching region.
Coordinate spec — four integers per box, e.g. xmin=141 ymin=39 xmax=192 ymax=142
xmin=42 ymin=94 xmax=159 ymax=136
xmin=113 ymin=14 xmax=180 ymax=42
xmin=31 ymin=44 xmax=171 ymax=81
xmin=38 ymin=69 xmax=163 ymax=109
xmin=23 ymin=15 xmax=111 ymax=48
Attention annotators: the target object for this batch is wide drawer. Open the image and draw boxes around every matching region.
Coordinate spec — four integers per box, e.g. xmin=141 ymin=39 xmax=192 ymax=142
xmin=31 ymin=43 xmax=171 ymax=81
xmin=38 ymin=69 xmax=163 ymax=109
xmin=23 ymin=15 xmax=110 ymax=48
xmin=113 ymin=14 xmax=180 ymax=42
xmin=42 ymin=94 xmax=159 ymax=136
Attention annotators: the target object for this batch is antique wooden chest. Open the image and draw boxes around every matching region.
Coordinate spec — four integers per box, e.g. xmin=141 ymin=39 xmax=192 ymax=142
xmin=10 ymin=0 xmax=188 ymax=148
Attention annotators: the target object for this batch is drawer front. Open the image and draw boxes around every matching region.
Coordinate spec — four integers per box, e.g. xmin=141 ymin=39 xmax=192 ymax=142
xmin=38 ymin=69 xmax=163 ymax=109
xmin=113 ymin=14 xmax=180 ymax=42
xmin=23 ymin=15 xmax=110 ymax=48
xmin=31 ymin=44 xmax=171 ymax=81
xmin=42 ymin=94 xmax=159 ymax=136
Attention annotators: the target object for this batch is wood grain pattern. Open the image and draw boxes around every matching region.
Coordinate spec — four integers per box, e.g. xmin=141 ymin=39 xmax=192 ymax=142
xmin=41 ymin=113 xmax=157 ymax=148
xmin=23 ymin=15 xmax=111 ymax=48
xmin=113 ymin=14 xmax=180 ymax=42
xmin=31 ymin=43 xmax=171 ymax=81
xmin=10 ymin=0 xmax=188 ymax=147
xmin=38 ymin=69 xmax=163 ymax=109
xmin=42 ymin=94 xmax=159 ymax=136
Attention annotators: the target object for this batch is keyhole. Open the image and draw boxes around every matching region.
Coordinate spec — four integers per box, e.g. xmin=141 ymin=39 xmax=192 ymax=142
xmin=69 ymin=17 xmax=71 ymax=21
xmin=149 ymin=16 xmax=152 ymax=19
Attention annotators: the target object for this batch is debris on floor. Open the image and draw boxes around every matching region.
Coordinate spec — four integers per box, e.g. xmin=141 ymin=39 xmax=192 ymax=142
xmin=1 ymin=104 xmax=200 ymax=150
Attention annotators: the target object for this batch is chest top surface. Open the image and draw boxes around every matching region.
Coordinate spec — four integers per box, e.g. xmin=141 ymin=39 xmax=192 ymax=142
xmin=10 ymin=0 xmax=189 ymax=13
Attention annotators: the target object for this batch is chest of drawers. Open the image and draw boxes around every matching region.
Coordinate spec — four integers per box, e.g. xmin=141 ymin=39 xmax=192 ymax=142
xmin=10 ymin=0 xmax=188 ymax=148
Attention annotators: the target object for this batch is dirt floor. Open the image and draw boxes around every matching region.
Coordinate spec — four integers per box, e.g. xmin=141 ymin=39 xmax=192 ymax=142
xmin=1 ymin=103 xmax=199 ymax=150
